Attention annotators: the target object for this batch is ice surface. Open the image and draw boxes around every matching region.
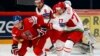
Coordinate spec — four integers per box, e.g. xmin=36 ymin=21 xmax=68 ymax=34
xmin=0 ymin=44 xmax=100 ymax=56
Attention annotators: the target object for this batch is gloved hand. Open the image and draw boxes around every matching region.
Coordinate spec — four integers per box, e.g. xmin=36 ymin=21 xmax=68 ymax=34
xmin=37 ymin=27 xmax=47 ymax=37
xmin=11 ymin=44 xmax=19 ymax=55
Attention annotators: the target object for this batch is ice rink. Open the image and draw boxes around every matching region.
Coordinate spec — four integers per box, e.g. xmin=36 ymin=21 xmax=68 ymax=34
xmin=0 ymin=43 xmax=100 ymax=56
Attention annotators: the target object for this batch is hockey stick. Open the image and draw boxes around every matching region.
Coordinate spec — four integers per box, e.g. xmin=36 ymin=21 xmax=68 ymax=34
xmin=47 ymin=11 xmax=53 ymax=24
xmin=88 ymin=41 xmax=94 ymax=56
xmin=88 ymin=32 xmax=95 ymax=56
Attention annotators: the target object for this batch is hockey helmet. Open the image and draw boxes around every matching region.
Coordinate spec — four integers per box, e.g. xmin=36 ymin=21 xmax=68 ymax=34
xmin=13 ymin=15 xmax=22 ymax=24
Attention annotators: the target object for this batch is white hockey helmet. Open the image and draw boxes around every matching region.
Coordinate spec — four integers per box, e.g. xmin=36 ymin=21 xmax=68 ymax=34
xmin=64 ymin=0 xmax=72 ymax=6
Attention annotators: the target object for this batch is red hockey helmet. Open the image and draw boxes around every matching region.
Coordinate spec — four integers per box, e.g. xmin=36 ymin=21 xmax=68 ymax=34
xmin=55 ymin=2 xmax=66 ymax=10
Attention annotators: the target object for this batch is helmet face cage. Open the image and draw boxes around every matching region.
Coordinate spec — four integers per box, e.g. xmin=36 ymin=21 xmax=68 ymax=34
xmin=53 ymin=2 xmax=66 ymax=14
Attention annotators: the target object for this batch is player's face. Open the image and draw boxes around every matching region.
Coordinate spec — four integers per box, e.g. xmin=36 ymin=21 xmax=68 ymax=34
xmin=14 ymin=21 xmax=23 ymax=29
xmin=35 ymin=2 xmax=43 ymax=9
xmin=56 ymin=8 xmax=64 ymax=15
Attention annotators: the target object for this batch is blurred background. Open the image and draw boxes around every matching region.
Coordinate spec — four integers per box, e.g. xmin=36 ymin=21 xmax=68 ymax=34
xmin=0 ymin=0 xmax=100 ymax=11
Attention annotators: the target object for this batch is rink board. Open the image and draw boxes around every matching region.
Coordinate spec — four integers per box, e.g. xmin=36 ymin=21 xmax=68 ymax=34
xmin=0 ymin=39 xmax=12 ymax=44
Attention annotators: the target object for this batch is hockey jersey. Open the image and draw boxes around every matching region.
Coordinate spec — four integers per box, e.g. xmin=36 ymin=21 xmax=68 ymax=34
xmin=12 ymin=15 xmax=44 ymax=44
xmin=36 ymin=4 xmax=53 ymax=23
xmin=50 ymin=4 xmax=84 ymax=32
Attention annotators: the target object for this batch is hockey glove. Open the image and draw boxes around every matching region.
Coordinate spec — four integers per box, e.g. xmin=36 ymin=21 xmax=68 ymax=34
xmin=11 ymin=44 xmax=19 ymax=55
xmin=37 ymin=27 xmax=47 ymax=37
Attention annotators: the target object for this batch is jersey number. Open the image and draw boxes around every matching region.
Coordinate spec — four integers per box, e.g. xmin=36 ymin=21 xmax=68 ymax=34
xmin=59 ymin=19 xmax=66 ymax=27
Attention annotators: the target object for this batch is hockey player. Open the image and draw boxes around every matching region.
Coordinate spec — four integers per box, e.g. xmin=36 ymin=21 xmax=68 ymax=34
xmin=34 ymin=0 xmax=55 ymax=55
xmin=35 ymin=0 xmax=53 ymax=23
xmin=50 ymin=2 xmax=84 ymax=56
xmin=11 ymin=15 xmax=44 ymax=56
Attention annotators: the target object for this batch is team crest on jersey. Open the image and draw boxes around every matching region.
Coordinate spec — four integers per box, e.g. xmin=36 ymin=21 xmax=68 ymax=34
xmin=22 ymin=30 xmax=33 ymax=40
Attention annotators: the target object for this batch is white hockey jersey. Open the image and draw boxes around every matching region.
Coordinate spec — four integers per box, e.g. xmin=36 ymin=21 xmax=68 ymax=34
xmin=36 ymin=4 xmax=53 ymax=23
xmin=50 ymin=4 xmax=84 ymax=31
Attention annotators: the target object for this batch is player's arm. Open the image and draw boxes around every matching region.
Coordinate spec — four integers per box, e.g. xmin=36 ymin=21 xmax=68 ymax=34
xmin=36 ymin=15 xmax=49 ymax=36
xmin=66 ymin=4 xmax=73 ymax=20
xmin=11 ymin=32 xmax=24 ymax=55
xmin=11 ymin=29 xmax=21 ymax=55
xmin=65 ymin=5 xmax=80 ymax=27
xmin=38 ymin=14 xmax=54 ymax=30
xmin=11 ymin=34 xmax=19 ymax=55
